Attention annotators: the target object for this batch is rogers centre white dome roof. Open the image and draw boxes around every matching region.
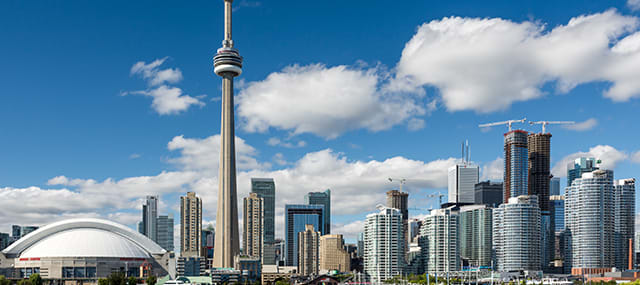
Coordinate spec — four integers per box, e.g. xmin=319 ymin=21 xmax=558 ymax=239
xmin=2 ymin=218 xmax=166 ymax=258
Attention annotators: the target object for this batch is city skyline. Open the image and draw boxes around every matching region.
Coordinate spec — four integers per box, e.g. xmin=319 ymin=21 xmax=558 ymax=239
xmin=3 ymin=0 xmax=640 ymax=250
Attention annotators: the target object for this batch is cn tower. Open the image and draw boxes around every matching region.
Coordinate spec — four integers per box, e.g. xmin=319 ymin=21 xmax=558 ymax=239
xmin=212 ymin=0 xmax=242 ymax=268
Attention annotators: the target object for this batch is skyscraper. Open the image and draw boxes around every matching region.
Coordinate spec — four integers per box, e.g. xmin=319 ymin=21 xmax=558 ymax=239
xmin=140 ymin=195 xmax=159 ymax=242
xmin=319 ymin=234 xmax=350 ymax=272
xmin=614 ymin=178 xmax=635 ymax=270
xmin=357 ymin=233 xmax=364 ymax=258
xmin=528 ymin=132 xmax=553 ymax=270
xmin=503 ymin=130 xmax=529 ymax=202
xmin=474 ymin=181 xmax=503 ymax=207
xmin=550 ymin=195 xmax=565 ymax=233
xmin=493 ymin=195 xmax=541 ymax=272
xmin=386 ymin=190 xmax=409 ymax=248
xmin=305 ymin=189 xmax=331 ymax=234
xmin=0 ymin=233 xmax=9 ymax=251
xmin=157 ymin=214 xmax=175 ymax=251
xmin=459 ymin=205 xmax=493 ymax=268
xmin=213 ymin=0 xmax=243 ymax=268
xmin=363 ymin=206 xmax=404 ymax=283
xmin=298 ymin=224 xmax=320 ymax=276
xmin=251 ymin=178 xmax=276 ymax=265
xmin=243 ymin=193 xmax=263 ymax=259
xmin=448 ymin=164 xmax=479 ymax=204
xmin=420 ymin=207 xmax=460 ymax=273
xmin=201 ymin=226 xmax=215 ymax=269
xmin=567 ymin=157 xmax=598 ymax=187
xmin=565 ymin=170 xmax=614 ymax=274
xmin=550 ymin=177 xmax=561 ymax=196
xmin=181 ymin=192 xmax=202 ymax=257
xmin=284 ymin=204 xmax=324 ymax=266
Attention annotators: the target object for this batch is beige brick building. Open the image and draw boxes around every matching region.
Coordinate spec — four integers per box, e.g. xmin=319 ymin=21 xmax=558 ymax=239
xmin=319 ymin=234 xmax=350 ymax=272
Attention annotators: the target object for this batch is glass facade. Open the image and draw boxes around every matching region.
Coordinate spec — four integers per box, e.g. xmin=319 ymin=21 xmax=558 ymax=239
xmin=551 ymin=195 xmax=565 ymax=232
xmin=493 ymin=195 xmax=541 ymax=272
xmin=251 ymin=178 xmax=276 ymax=243
xmin=60 ymin=267 xmax=96 ymax=279
xmin=503 ymin=130 xmax=528 ymax=202
xmin=284 ymin=204 xmax=324 ymax=266
xmin=305 ymin=189 xmax=331 ymax=234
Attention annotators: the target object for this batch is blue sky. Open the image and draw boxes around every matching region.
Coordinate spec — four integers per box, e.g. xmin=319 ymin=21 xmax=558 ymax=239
xmin=1 ymin=0 xmax=640 ymax=244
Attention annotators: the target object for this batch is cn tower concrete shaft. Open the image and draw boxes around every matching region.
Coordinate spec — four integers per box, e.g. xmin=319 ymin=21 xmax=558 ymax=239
xmin=213 ymin=0 xmax=242 ymax=268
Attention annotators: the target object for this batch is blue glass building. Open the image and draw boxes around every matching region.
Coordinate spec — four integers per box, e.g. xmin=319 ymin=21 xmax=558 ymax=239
xmin=503 ymin=130 xmax=528 ymax=202
xmin=305 ymin=189 xmax=331 ymax=234
xmin=284 ymin=204 xmax=324 ymax=266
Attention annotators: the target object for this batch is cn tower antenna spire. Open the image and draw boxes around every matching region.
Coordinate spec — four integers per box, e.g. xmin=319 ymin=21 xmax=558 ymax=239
xmin=213 ymin=0 xmax=242 ymax=268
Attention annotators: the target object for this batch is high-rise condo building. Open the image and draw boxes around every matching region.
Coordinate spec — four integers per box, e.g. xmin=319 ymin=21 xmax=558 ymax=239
xmin=319 ymin=234 xmax=350 ymax=272
xmin=157 ymin=214 xmax=174 ymax=252
xmin=140 ymin=195 xmax=159 ymax=242
xmin=386 ymin=190 xmax=409 ymax=248
xmin=448 ymin=164 xmax=479 ymax=204
xmin=420 ymin=207 xmax=460 ymax=273
xmin=181 ymin=192 xmax=202 ymax=257
xmin=493 ymin=195 xmax=541 ymax=272
xmin=363 ymin=206 xmax=404 ymax=283
xmin=201 ymin=226 xmax=215 ymax=269
xmin=407 ymin=219 xmax=421 ymax=244
xmin=357 ymin=233 xmax=364 ymax=258
xmin=251 ymin=178 xmax=276 ymax=265
xmin=565 ymin=170 xmax=614 ymax=274
xmin=284 ymin=204 xmax=324 ymax=266
xmin=474 ymin=181 xmax=503 ymax=207
xmin=550 ymin=195 xmax=565 ymax=232
xmin=528 ymin=132 xmax=553 ymax=270
xmin=243 ymin=193 xmax=263 ymax=259
xmin=212 ymin=0 xmax=243 ymax=268
xmin=614 ymin=178 xmax=635 ymax=270
xmin=0 ymin=233 xmax=9 ymax=251
xmin=503 ymin=130 xmax=528 ymax=202
xmin=298 ymin=224 xmax=320 ymax=276
xmin=567 ymin=157 xmax=598 ymax=187
xmin=459 ymin=205 xmax=493 ymax=268
xmin=305 ymin=189 xmax=331 ymax=234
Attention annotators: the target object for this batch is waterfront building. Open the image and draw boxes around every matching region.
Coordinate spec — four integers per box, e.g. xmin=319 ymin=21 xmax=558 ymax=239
xmin=139 ymin=195 xmax=158 ymax=242
xmin=459 ymin=205 xmax=492 ymax=268
xmin=565 ymin=170 xmax=614 ymax=274
xmin=420 ymin=207 xmax=460 ymax=273
xmin=363 ymin=206 xmax=404 ymax=283
xmin=251 ymin=178 xmax=276 ymax=265
xmin=528 ymin=133 xmax=553 ymax=269
xmin=386 ymin=190 xmax=409 ymax=248
xmin=567 ymin=157 xmax=598 ymax=187
xmin=493 ymin=195 xmax=541 ymax=272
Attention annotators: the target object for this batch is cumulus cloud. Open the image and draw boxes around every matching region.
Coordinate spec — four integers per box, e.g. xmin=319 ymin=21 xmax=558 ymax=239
xmin=629 ymin=0 xmax=640 ymax=11
xmin=167 ymin=134 xmax=268 ymax=171
xmin=127 ymin=58 xmax=204 ymax=115
xmin=332 ymin=220 xmax=365 ymax=240
xmin=237 ymin=64 xmax=427 ymax=139
xmin=562 ymin=118 xmax=598 ymax=131
xmin=480 ymin=158 xmax=504 ymax=181
xmin=551 ymin=145 xmax=628 ymax=177
xmin=393 ymin=10 xmax=640 ymax=112
xmin=631 ymin=151 xmax=640 ymax=163
xmin=266 ymin=137 xmax=307 ymax=148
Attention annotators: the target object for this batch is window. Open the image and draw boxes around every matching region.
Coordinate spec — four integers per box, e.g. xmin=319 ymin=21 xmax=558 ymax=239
xmin=63 ymin=267 xmax=74 ymax=278
xmin=86 ymin=267 xmax=97 ymax=278
xmin=74 ymin=267 xmax=86 ymax=278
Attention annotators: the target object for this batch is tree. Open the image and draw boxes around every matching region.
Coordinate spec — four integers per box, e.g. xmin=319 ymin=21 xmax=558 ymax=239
xmin=17 ymin=279 xmax=31 ymax=285
xmin=275 ymin=279 xmax=289 ymax=285
xmin=145 ymin=275 xmax=157 ymax=285
xmin=29 ymin=273 xmax=42 ymax=285
xmin=0 ymin=276 xmax=10 ymax=285
xmin=127 ymin=277 xmax=138 ymax=285
xmin=108 ymin=272 xmax=126 ymax=285
xmin=98 ymin=278 xmax=109 ymax=285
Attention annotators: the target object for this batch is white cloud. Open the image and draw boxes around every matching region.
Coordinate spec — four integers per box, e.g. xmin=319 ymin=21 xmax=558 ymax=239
xmin=393 ymin=10 xmax=640 ymax=112
xmin=167 ymin=134 xmax=268 ymax=171
xmin=631 ymin=151 xmax=640 ymax=163
xmin=407 ymin=118 xmax=426 ymax=131
xmin=562 ymin=118 xmax=598 ymax=131
xmin=551 ymin=145 xmax=628 ymax=177
xmin=237 ymin=64 xmax=426 ymax=139
xmin=272 ymin=153 xmax=288 ymax=166
xmin=266 ymin=137 xmax=307 ymax=148
xmin=129 ymin=153 xmax=142 ymax=159
xmin=127 ymin=58 xmax=204 ymax=115
xmin=332 ymin=220 xmax=364 ymax=240
xmin=131 ymin=57 xmax=183 ymax=87
xmin=480 ymin=157 xmax=504 ymax=181
xmin=629 ymin=0 xmax=640 ymax=11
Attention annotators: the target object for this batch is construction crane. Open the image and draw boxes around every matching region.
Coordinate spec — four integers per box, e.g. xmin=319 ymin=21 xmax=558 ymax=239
xmin=529 ymin=120 xmax=575 ymax=133
xmin=478 ymin=118 xmax=527 ymax=131
xmin=428 ymin=192 xmax=446 ymax=207
xmin=388 ymin=177 xmax=407 ymax=192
